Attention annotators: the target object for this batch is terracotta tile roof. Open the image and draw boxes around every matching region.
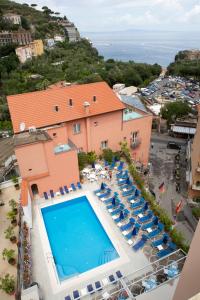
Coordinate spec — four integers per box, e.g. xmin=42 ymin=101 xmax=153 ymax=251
xmin=20 ymin=179 xmax=28 ymax=207
xmin=7 ymin=82 xmax=125 ymax=133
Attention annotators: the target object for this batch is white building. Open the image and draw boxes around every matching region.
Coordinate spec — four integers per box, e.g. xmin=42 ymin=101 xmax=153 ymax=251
xmin=3 ymin=13 xmax=21 ymax=25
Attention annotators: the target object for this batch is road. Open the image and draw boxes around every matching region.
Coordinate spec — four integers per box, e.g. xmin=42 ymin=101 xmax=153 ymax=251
xmin=148 ymin=133 xmax=194 ymax=243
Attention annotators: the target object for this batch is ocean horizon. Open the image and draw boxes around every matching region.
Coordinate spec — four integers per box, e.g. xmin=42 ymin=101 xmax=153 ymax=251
xmin=82 ymin=29 xmax=200 ymax=67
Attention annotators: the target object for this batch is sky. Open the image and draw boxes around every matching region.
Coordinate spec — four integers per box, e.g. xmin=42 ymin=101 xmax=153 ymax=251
xmin=16 ymin=0 xmax=200 ymax=32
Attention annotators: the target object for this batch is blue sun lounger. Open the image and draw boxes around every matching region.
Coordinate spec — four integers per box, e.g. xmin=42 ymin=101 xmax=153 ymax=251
xmin=120 ymin=182 xmax=134 ymax=190
xmin=73 ymin=290 xmax=80 ymax=300
xmin=94 ymin=184 xmax=107 ymax=194
xmin=95 ymin=281 xmax=102 ymax=291
xmin=132 ymin=234 xmax=148 ymax=251
xmin=98 ymin=189 xmax=111 ymax=199
xmin=110 ymin=205 xmax=125 ymax=216
xmin=147 ymin=223 xmax=164 ymax=238
xmin=138 ymin=210 xmax=153 ymax=223
xmin=103 ymin=196 xmax=116 ymax=204
xmin=50 ymin=189 xmax=54 ymax=198
xmin=141 ymin=216 xmax=159 ymax=230
xmin=152 ymin=233 xmax=169 ymax=247
xmin=130 ymin=198 xmax=145 ymax=209
xmin=44 ymin=192 xmax=48 ymax=200
xmin=77 ymin=182 xmax=82 ymax=189
xmin=118 ymin=178 xmax=129 ymax=186
xmin=156 ymin=247 xmax=173 ymax=259
xmin=64 ymin=185 xmax=69 ymax=193
xmin=87 ymin=284 xmax=95 ymax=294
xmin=122 ymin=187 xmax=135 ymax=196
xmin=127 ymin=194 xmax=137 ymax=202
xmin=71 ymin=183 xmax=76 ymax=191
xmin=120 ymin=217 xmax=135 ymax=231
xmin=59 ymin=187 xmax=64 ymax=195
xmin=132 ymin=204 xmax=147 ymax=216
xmin=106 ymin=200 xmax=120 ymax=210
xmin=109 ymin=161 xmax=116 ymax=170
xmin=116 ymin=270 xmax=123 ymax=279
xmin=114 ymin=209 xmax=130 ymax=223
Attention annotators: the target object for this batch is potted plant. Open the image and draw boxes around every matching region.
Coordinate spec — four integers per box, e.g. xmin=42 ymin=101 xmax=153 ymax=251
xmin=4 ymin=226 xmax=17 ymax=243
xmin=0 ymin=274 xmax=15 ymax=295
xmin=11 ymin=176 xmax=20 ymax=190
xmin=9 ymin=199 xmax=18 ymax=214
xmin=2 ymin=248 xmax=16 ymax=265
xmin=7 ymin=210 xmax=17 ymax=226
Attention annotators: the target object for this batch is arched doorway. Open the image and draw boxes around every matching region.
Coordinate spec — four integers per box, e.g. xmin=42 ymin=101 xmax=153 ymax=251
xmin=31 ymin=184 xmax=39 ymax=195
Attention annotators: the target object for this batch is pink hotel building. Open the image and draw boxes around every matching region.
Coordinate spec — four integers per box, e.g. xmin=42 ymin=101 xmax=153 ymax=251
xmin=7 ymin=82 xmax=152 ymax=199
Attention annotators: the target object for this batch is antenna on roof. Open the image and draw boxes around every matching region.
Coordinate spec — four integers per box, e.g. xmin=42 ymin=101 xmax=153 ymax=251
xmin=19 ymin=122 xmax=26 ymax=132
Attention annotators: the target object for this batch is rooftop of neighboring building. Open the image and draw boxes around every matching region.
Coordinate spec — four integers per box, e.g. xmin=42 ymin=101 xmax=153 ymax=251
xmin=7 ymin=82 xmax=125 ymax=133
xmin=14 ymin=131 xmax=51 ymax=147
xmin=119 ymin=94 xmax=148 ymax=113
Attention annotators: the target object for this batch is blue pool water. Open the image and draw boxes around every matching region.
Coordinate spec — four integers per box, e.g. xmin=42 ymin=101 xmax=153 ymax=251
xmin=41 ymin=196 xmax=119 ymax=281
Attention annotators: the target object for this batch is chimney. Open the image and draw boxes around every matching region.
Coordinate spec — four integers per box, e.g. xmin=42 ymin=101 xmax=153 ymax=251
xmin=69 ymin=98 xmax=73 ymax=106
xmin=93 ymin=95 xmax=96 ymax=102
xmin=83 ymin=101 xmax=90 ymax=114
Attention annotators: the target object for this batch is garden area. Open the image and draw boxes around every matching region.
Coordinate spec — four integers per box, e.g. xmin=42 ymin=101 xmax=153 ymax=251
xmin=0 ymin=185 xmax=20 ymax=299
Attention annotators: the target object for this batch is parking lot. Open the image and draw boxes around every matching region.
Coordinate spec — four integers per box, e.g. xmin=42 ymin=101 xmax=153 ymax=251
xmin=148 ymin=133 xmax=194 ymax=243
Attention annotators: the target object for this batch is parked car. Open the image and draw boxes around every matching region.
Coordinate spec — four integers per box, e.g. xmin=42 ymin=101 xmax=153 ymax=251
xmin=167 ymin=142 xmax=181 ymax=150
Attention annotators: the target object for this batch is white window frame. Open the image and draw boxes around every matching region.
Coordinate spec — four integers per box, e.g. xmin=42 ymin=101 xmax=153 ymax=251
xmin=101 ymin=140 xmax=108 ymax=149
xmin=73 ymin=123 xmax=81 ymax=134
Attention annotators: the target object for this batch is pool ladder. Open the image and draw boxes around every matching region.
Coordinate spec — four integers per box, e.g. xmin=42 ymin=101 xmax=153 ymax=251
xmin=99 ymin=249 xmax=115 ymax=264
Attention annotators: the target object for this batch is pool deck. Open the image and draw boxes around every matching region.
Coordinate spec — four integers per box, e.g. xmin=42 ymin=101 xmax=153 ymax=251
xmin=31 ymin=175 xmax=153 ymax=300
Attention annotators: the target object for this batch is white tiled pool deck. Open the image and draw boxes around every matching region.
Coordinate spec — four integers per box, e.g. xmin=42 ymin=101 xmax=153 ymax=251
xmin=31 ymin=177 xmax=154 ymax=300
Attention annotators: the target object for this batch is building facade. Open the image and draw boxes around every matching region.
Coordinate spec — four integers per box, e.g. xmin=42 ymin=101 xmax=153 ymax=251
xmin=0 ymin=30 xmax=32 ymax=46
xmin=60 ymin=20 xmax=80 ymax=42
xmin=3 ymin=13 xmax=21 ymax=25
xmin=15 ymin=39 xmax=44 ymax=63
xmin=187 ymin=105 xmax=200 ymax=199
xmin=8 ymin=82 xmax=152 ymax=198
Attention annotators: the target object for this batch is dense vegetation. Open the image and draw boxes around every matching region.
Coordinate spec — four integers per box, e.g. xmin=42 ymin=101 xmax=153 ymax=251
xmin=0 ymin=0 xmax=161 ymax=131
xmin=161 ymin=101 xmax=192 ymax=125
xmin=168 ymin=51 xmax=200 ymax=79
xmin=0 ymin=0 xmax=64 ymax=38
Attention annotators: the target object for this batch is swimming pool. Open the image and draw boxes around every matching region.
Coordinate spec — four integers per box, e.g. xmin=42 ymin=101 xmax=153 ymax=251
xmin=41 ymin=196 xmax=119 ymax=281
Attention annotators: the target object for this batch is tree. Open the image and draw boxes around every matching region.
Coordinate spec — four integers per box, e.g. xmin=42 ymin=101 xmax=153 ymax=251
xmin=21 ymin=16 xmax=30 ymax=30
xmin=31 ymin=4 xmax=37 ymax=7
xmin=161 ymin=101 xmax=192 ymax=125
xmin=55 ymin=12 xmax=60 ymax=15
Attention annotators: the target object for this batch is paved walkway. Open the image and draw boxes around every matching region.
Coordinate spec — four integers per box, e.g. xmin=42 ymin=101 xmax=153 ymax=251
xmin=0 ymin=186 xmax=20 ymax=300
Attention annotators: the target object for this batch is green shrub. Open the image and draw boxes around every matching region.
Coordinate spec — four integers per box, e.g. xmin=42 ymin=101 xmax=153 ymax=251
xmin=87 ymin=151 xmax=97 ymax=165
xmin=102 ymin=148 xmax=114 ymax=163
xmin=192 ymin=207 xmax=200 ymax=220
xmin=78 ymin=152 xmax=88 ymax=171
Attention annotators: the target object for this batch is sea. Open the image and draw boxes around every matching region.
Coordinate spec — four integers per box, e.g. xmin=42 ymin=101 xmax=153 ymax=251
xmin=83 ymin=30 xmax=200 ymax=67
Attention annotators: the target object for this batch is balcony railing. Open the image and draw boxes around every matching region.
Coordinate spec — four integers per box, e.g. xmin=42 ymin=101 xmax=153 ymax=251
xmin=192 ymin=184 xmax=200 ymax=191
xmin=131 ymin=138 xmax=141 ymax=149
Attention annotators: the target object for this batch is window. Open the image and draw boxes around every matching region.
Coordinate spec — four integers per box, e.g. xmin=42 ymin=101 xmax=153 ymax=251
xmin=73 ymin=123 xmax=81 ymax=134
xmin=101 ymin=140 xmax=108 ymax=149
xmin=54 ymin=105 xmax=59 ymax=112
xmin=196 ymin=181 xmax=200 ymax=187
xmin=132 ymin=131 xmax=138 ymax=143
xmin=94 ymin=121 xmax=98 ymax=127
xmin=53 ymin=133 xmax=57 ymax=137
xmin=123 ymin=137 xmax=127 ymax=141
xmin=77 ymin=147 xmax=83 ymax=153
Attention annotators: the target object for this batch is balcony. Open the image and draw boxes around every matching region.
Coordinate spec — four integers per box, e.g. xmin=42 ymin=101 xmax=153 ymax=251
xmin=196 ymin=166 xmax=200 ymax=173
xmin=192 ymin=184 xmax=200 ymax=191
xmin=131 ymin=138 xmax=141 ymax=149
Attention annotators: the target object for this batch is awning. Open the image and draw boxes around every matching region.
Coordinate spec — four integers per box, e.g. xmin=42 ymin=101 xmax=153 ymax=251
xmin=171 ymin=125 xmax=196 ymax=135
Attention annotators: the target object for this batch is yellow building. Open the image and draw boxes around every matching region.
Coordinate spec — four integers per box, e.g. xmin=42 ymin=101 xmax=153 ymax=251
xmin=30 ymin=39 xmax=44 ymax=57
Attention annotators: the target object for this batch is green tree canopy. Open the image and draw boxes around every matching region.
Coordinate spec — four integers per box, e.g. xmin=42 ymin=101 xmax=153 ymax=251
xmin=161 ymin=101 xmax=192 ymax=124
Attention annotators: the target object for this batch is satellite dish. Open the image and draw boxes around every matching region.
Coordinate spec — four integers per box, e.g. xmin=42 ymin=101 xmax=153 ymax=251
xmin=19 ymin=122 xmax=26 ymax=132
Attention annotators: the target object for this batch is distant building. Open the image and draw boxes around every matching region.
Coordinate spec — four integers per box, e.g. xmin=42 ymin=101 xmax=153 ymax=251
xmin=0 ymin=30 xmax=32 ymax=46
xmin=59 ymin=20 xmax=80 ymax=42
xmin=54 ymin=35 xmax=65 ymax=42
xmin=45 ymin=38 xmax=55 ymax=48
xmin=15 ymin=40 xmax=44 ymax=63
xmin=3 ymin=13 xmax=21 ymax=25
xmin=15 ymin=45 xmax=32 ymax=63
xmin=30 ymin=39 xmax=44 ymax=57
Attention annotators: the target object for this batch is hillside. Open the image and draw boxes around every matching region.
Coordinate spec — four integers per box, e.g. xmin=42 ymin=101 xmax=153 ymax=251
xmin=167 ymin=50 xmax=200 ymax=79
xmin=0 ymin=1 xmax=161 ymax=132
xmin=0 ymin=0 xmax=64 ymax=38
